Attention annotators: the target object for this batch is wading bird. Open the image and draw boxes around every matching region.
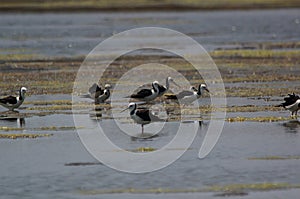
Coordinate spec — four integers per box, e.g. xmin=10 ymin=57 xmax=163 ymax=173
xmin=276 ymin=93 xmax=300 ymax=117
xmin=165 ymin=84 xmax=209 ymax=105
xmin=0 ymin=87 xmax=27 ymax=111
xmin=128 ymin=81 xmax=160 ymax=102
xmin=81 ymin=83 xmax=111 ymax=103
xmin=121 ymin=102 xmax=164 ymax=134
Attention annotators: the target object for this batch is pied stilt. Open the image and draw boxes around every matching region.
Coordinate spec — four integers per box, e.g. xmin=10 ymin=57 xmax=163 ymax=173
xmin=276 ymin=93 xmax=300 ymax=117
xmin=165 ymin=84 xmax=209 ymax=105
xmin=96 ymin=84 xmax=111 ymax=104
xmin=121 ymin=102 xmax=164 ymax=134
xmin=128 ymin=81 xmax=160 ymax=102
xmin=81 ymin=83 xmax=111 ymax=103
xmin=0 ymin=87 xmax=27 ymax=111
xmin=157 ymin=77 xmax=180 ymax=97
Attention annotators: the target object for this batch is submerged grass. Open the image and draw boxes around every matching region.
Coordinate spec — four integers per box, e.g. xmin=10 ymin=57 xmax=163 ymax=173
xmin=226 ymin=116 xmax=288 ymax=122
xmin=0 ymin=133 xmax=52 ymax=139
xmin=248 ymin=156 xmax=300 ymax=160
xmin=211 ymin=49 xmax=300 ymax=59
xmin=0 ymin=126 xmax=81 ymax=131
xmin=78 ymin=182 xmax=300 ymax=195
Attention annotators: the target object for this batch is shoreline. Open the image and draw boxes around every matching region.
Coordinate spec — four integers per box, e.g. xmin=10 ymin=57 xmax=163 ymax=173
xmin=0 ymin=2 xmax=300 ymax=13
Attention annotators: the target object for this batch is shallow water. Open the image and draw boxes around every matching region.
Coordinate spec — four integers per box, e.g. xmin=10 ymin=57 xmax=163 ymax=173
xmin=0 ymin=9 xmax=299 ymax=57
xmin=1 ymin=94 xmax=300 ymax=198
xmin=1 ymin=9 xmax=300 ymax=198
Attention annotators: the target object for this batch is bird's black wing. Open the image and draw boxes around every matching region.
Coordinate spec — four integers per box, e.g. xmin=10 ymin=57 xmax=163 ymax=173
xmin=89 ymin=83 xmax=103 ymax=94
xmin=157 ymin=84 xmax=166 ymax=93
xmin=277 ymin=93 xmax=300 ymax=107
xmin=89 ymin=83 xmax=104 ymax=98
xmin=131 ymin=89 xmax=152 ymax=98
xmin=136 ymin=109 xmax=164 ymax=122
xmin=283 ymin=93 xmax=299 ymax=106
xmin=0 ymin=96 xmax=17 ymax=104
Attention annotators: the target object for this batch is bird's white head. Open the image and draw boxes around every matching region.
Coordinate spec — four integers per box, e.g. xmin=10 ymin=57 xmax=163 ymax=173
xmin=199 ymin=84 xmax=209 ymax=93
xmin=152 ymin=81 xmax=160 ymax=89
xmin=20 ymin=87 xmax=27 ymax=93
xmin=104 ymin=84 xmax=111 ymax=89
xmin=128 ymin=102 xmax=136 ymax=110
xmin=121 ymin=102 xmax=136 ymax=113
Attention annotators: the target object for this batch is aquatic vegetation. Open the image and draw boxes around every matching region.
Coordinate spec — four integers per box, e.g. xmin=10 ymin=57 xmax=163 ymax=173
xmin=211 ymin=49 xmax=300 ymax=59
xmin=131 ymin=147 xmax=156 ymax=152
xmin=248 ymin=156 xmax=300 ymax=160
xmin=1 ymin=0 xmax=300 ymax=11
xmin=0 ymin=126 xmax=23 ymax=131
xmin=226 ymin=116 xmax=287 ymax=122
xmin=0 ymin=133 xmax=52 ymax=139
xmin=0 ymin=126 xmax=81 ymax=131
xmin=204 ymin=182 xmax=298 ymax=192
xmin=78 ymin=182 xmax=300 ymax=195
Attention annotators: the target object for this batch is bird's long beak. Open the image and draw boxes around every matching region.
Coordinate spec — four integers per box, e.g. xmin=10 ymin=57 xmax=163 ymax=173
xmin=205 ymin=88 xmax=210 ymax=93
xmin=172 ymin=81 xmax=180 ymax=88
xmin=120 ymin=107 xmax=129 ymax=113
xmin=173 ymin=81 xmax=181 ymax=88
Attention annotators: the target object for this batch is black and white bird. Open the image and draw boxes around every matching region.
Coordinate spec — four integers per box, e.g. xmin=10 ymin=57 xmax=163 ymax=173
xmin=0 ymin=87 xmax=27 ymax=111
xmin=165 ymin=84 xmax=209 ymax=105
xmin=128 ymin=81 xmax=160 ymax=102
xmin=121 ymin=102 xmax=164 ymax=134
xmin=276 ymin=93 xmax=300 ymax=117
xmin=137 ymin=77 xmax=180 ymax=97
xmin=81 ymin=83 xmax=111 ymax=103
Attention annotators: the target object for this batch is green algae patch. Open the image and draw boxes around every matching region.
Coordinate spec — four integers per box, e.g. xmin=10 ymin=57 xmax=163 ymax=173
xmin=0 ymin=133 xmax=53 ymax=139
xmin=248 ymin=156 xmax=300 ymax=160
xmin=226 ymin=116 xmax=288 ymax=122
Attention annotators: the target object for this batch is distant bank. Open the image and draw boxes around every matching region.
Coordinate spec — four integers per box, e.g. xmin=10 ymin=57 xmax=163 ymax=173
xmin=1 ymin=0 xmax=300 ymax=12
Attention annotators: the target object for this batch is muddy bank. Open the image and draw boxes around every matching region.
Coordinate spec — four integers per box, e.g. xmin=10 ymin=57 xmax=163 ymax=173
xmin=1 ymin=0 xmax=300 ymax=12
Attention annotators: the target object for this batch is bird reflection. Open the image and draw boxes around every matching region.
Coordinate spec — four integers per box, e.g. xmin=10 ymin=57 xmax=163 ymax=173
xmin=0 ymin=111 xmax=25 ymax=128
xmin=281 ymin=120 xmax=300 ymax=133
xmin=89 ymin=104 xmax=113 ymax=121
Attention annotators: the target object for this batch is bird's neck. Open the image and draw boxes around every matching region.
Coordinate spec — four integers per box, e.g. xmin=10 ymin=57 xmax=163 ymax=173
xmin=19 ymin=91 xmax=25 ymax=101
xmin=197 ymin=87 xmax=202 ymax=95
xmin=165 ymin=78 xmax=170 ymax=90
xmin=152 ymin=86 xmax=158 ymax=93
xmin=130 ymin=108 xmax=136 ymax=116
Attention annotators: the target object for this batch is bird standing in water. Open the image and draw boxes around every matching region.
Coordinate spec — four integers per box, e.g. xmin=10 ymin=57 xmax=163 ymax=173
xmin=121 ymin=102 xmax=164 ymax=134
xmin=276 ymin=93 xmax=300 ymax=118
xmin=165 ymin=84 xmax=209 ymax=105
xmin=0 ymin=87 xmax=27 ymax=111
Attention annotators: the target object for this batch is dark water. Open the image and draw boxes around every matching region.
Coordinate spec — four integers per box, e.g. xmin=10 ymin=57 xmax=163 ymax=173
xmin=0 ymin=9 xmax=299 ymax=57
